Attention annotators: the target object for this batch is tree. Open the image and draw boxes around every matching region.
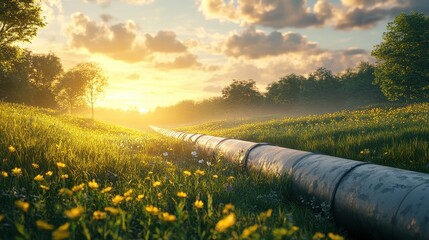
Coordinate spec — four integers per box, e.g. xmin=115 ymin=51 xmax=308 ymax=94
xmin=55 ymin=62 xmax=108 ymax=118
xmin=78 ymin=63 xmax=108 ymax=120
xmin=303 ymin=67 xmax=342 ymax=106
xmin=221 ymin=79 xmax=263 ymax=106
xmin=340 ymin=62 xmax=386 ymax=106
xmin=55 ymin=68 xmax=87 ymax=114
xmin=29 ymin=52 xmax=63 ymax=108
xmin=371 ymin=12 xmax=429 ymax=102
xmin=0 ymin=0 xmax=45 ymax=70
xmin=266 ymin=74 xmax=304 ymax=105
xmin=0 ymin=50 xmax=33 ymax=104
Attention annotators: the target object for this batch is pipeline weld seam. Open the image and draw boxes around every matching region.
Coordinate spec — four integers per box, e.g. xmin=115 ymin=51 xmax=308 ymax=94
xmin=185 ymin=133 xmax=198 ymax=143
xmin=212 ymin=138 xmax=231 ymax=159
xmin=290 ymin=152 xmax=316 ymax=174
xmin=243 ymin=143 xmax=271 ymax=170
xmin=390 ymin=181 xmax=428 ymax=238
xmin=330 ymin=162 xmax=372 ymax=224
xmin=192 ymin=134 xmax=206 ymax=144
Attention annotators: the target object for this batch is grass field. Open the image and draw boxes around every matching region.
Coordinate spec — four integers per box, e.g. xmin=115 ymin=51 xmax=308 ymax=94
xmin=0 ymin=102 xmax=344 ymax=239
xmin=179 ymin=103 xmax=429 ymax=173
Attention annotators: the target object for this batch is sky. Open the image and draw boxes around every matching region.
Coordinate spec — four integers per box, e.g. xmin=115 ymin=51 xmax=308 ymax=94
xmin=24 ymin=0 xmax=429 ymax=112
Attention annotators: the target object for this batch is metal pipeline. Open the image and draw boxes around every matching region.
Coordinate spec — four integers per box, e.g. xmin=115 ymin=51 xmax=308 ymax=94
xmin=150 ymin=126 xmax=429 ymax=240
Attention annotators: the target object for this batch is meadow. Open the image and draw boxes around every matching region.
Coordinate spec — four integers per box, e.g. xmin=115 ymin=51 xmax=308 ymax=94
xmin=179 ymin=103 xmax=429 ymax=173
xmin=0 ymin=102 xmax=344 ymax=239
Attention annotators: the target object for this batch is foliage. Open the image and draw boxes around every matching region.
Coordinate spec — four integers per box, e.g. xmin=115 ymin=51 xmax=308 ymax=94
xmin=0 ymin=102 xmax=343 ymax=239
xmin=371 ymin=12 xmax=429 ymax=102
xmin=180 ymin=103 xmax=429 ymax=173
xmin=222 ymin=79 xmax=264 ymax=106
xmin=29 ymin=52 xmax=64 ymax=108
xmin=56 ymin=62 xmax=108 ymax=117
xmin=265 ymin=74 xmax=304 ymax=105
xmin=0 ymin=0 xmax=45 ymax=69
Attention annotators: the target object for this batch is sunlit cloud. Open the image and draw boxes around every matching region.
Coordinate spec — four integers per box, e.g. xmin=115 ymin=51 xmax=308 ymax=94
xmin=198 ymin=0 xmax=429 ymax=30
xmin=221 ymin=27 xmax=319 ymax=58
xmin=198 ymin=0 xmax=333 ymax=28
xmin=82 ymin=0 xmax=155 ymax=6
xmin=145 ymin=31 xmax=187 ymax=53
xmin=127 ymin=73 xmax=140 ymax=80
xmin=155 ymin=53 xmax=201 ymax=70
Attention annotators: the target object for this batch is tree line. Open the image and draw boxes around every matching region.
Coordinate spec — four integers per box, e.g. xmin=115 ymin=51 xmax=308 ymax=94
xmin=1 ymin=2 xmax=428 ymax=126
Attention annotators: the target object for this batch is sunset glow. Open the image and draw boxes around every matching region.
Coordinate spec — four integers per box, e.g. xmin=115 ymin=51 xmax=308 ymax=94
xmin=24 ymin=0 xmax=427 ymax=111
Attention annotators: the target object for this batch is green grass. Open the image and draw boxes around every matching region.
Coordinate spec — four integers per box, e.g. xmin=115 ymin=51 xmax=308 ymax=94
xmin=179 ymin=103 xmax=429 ymax=173
xmin=0 ymin=102 xmax=343 ymax=240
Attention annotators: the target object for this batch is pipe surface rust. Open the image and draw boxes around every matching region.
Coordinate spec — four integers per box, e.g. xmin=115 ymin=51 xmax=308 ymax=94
xmin=150 ymin=126 xmax=429 ymax=240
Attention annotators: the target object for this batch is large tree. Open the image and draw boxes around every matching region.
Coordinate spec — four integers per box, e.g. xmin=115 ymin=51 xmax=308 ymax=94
xmin=266 ymin=74 xmax=304 ymax=105
xmin=371 ymin=12 xmax=429 ymax=102
xmin=29 ymin=52 xmax=63 ymax=108
xmin=0 ymin=0 xmax=45 ymax=70
xmin=222 ymin=79 xmax=263 ymax=106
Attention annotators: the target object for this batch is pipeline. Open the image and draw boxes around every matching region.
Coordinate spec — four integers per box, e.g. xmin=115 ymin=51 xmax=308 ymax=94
xmin=150 ymin=126 xmax=429 ymax=240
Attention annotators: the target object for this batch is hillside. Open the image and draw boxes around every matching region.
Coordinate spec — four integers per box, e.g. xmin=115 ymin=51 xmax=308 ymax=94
xmin=0 ymin=102 xmax=343 ymax=239
xmin=179 ymin=103 xmax=429 ymax=173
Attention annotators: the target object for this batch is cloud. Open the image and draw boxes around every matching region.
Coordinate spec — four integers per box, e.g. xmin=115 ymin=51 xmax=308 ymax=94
xmin=41 ymin=0 xmax=64 ymax=22
xmin=155 ymin=53 xmax=201 ymax=70
xmin=68 ymin=12 xmax=150 ymax=62
xmin=203 ymin=85 xmax=223 ymax=93
xmin=199 ymin=0 xmax=333 ymax=28
xmin=127 ymin=73 xmax=140 ymax=80
xmin=82 ymin=0 xmax=154 ymax=6
xmin=198 ymin=0 xmax=429 ymax=30
xmin=67 ymin=13 xmax=194 ymax=65
xmin=222 ymin=27 xmax=319 ymax=58
xmin=145 ymin=31 xmax=187 ymax=53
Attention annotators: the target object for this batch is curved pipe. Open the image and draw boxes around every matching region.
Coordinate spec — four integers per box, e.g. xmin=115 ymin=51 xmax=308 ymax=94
xmin=150 ymin=126 xmax=429 ymax=240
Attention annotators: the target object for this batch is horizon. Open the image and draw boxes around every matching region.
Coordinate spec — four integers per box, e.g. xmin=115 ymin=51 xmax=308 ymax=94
xmin=23 ymin=0 xmax=428 ymax=111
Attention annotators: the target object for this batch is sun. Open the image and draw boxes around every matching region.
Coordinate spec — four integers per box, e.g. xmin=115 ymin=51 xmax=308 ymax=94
xmin=138 ymin=107 xmax=149 ymax=114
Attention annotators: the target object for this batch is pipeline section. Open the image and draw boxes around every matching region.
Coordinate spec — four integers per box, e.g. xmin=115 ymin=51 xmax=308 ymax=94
xmin=150 ymin=126 xmax=429 ymax=240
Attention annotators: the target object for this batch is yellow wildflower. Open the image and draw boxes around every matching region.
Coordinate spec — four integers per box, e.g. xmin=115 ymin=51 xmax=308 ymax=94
xmin=137 ymin=194 xmax=145 ymax=201
xmin=40 ymin=185 xmax=50 ymax=190
xmin=104 ymin=207 xmax=119 ymax=215
xmin=58 ymin=188 xmax=73 ymax=196
xmin=259 ymin=209 xmax=273 ymax=220
xmin=183 ymin=170 xmax=191 ymax=176
xmin=124 ymin=189 xmax=133 ymax=197
xmin=145 ymin=205 xmax=159 ymax=215
xmin=45 ymin=171 xmax=53 ymax=177
xmin=152 ymin=181 xmax=161 ymax=187
xmin=34 ymin=174 xmax=44 ymax=181
xmin=93 ymin=211 xmax=107 ymax=220
xmin=328 ymin=232 xmax=344 ymax=240
xmin=36 ymin=220 xmax=54 ymax=230
xmin=56 ymin=162 xmax=66 ymax=168
xmin=71 ymin=183 xmax=85 ymax=192
xmin=215 ymin=213 xmax=236 ymax=232
xmin=160 ymin=212 xmax=176 ymax=222
xmin=101 ymin=186 xmax=112 ymax=193
xmin=213 ymin=174 xmax=219 ymax=179
xmin=32 ymin=163 xmax=39 ymax=168
xmin=241 ymin=224 xmax=258 ymax=238
xmin=15 ymin=200 xmax=30 ymax=212
xmin=126 ymin=196 xmax=132 ymax=202
xmin=0 ymin=214 xmax=4 ymax=222
xmin=177 ymin=191 xmax=187 ymax=198
xmin=148 ymin=171 xmax=153 ymax=175
xmin=8 ymin=146 xmax=16 ymax=153
xmin=313 ymin=232 xmax=325 ymax=240
xmin=11 ymin=167 xmax=22 ymax=176
xmin=88 ymin=179 xmax=99 ymax=189
xmin=61 ymin=174 xmax=68 ymax=179
xmin=289 ymin=226 xmax=299 ymax=235
xmin=194 ymin=200 xmax=204 ymax=209
xmin=157 ymin=192 xmax=163 ymax=198
xmin=1 ymin=171 xmax=8 ymax=177
xmin=194 ymin=169 xmax=205 ymax=176
xmin=272 ymin=228 xmax=288 ymax=237
xmin=64 ymin=206 xmax=84 ymax=219
xmin=222 ymin=204 xmax=235 ymax=214
xmin=52 ymin=222 xmax=70 ymax=240
xmin=112 ymin=195 xmax=124 ymax=205
xmin=227 ymin=176 xmax=235 ymax=180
